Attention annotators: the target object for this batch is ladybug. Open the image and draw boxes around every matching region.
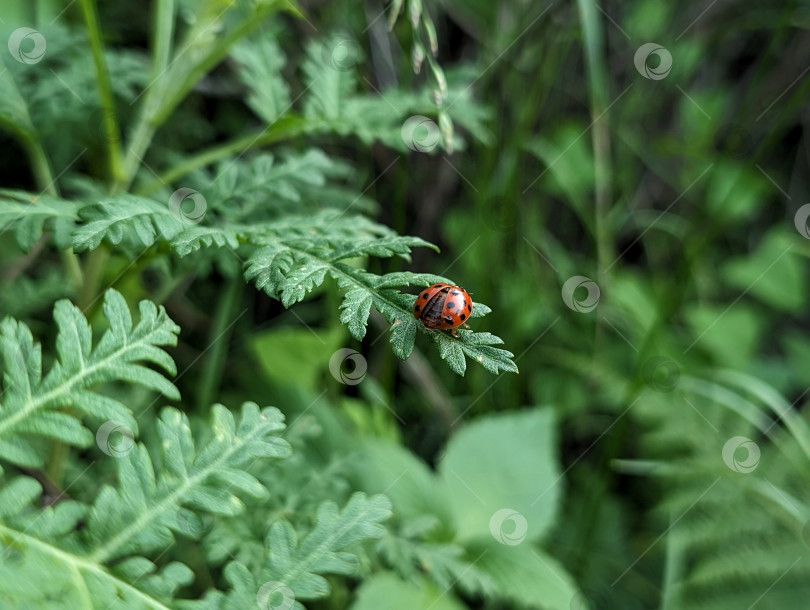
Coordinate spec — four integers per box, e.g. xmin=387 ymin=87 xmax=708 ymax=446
xmin=413 ymin=283 xmax=473 ymax=336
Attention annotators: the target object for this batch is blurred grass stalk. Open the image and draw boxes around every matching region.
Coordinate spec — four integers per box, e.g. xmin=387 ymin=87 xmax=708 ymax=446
xmin=576 ymin=0 xmax=613 ymax=279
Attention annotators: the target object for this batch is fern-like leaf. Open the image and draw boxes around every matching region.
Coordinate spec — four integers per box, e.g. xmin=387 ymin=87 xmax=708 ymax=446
xmin=246 ymin=245 xmax=518 ymax=375
xmin=232 ymin=33 xmax=291 ymax=124
xmin=88 ymin=402 xmax=291 ymax=563
xmin=0 ymin=289 xmax=179 ymax=467
xmin=0 ymin=189 xmax=80 ymax=250
xmin=263 ymin=492 xmax=391 ymax=599
xmin=0 ymin=402 xmax=292 ymax=608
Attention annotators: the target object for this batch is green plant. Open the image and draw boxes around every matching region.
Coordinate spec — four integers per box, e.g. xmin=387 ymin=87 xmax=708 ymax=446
xmin=0 ymin=0 xmax=529 ymax=607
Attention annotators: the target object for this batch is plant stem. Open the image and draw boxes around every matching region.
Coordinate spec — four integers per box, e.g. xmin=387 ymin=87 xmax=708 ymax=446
xmin=20 ymin=138 xmax=84 ymax=289
xmin=117 ymin=1 xmax=289 ymax=193
xmin=196 ymin=274 xmax=242 ymax=411
xmin=78 ymin=0 xmax=125 ymax=185
xmin=577 ymin=0 xmax=612 ymax=278
xmin=134 ymin=117 xmax=314 ymax=197
xmin=151 ymin=0 xmax=176 ymax=80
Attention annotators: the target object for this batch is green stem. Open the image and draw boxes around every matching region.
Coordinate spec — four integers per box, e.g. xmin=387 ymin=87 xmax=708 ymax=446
xmin=118 ymin=1 xmax=288 ymax=192
xmin=78 ymin=0 xmax=125 ymax=185
xmin=574 ymin=0 xmax=616 ymax=581
xmin=135 ymin=117 xmax=313 ymax=197
xmin=151 ymin=0 xmax=176 ymax=81
xmin=577 ymin=0 xmax=612 ymax=277
xmin=0 ymin=524 xmax=172 ymax=610
xmin=196 ymin=275 xmax=242 ymax=411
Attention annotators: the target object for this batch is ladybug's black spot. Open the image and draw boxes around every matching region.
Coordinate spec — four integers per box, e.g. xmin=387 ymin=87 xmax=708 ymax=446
xmin=440 ymin=287 xmax=450 ymax=293
xmin=414 ymin=304 xmax=421 ymax=312
xmin=467 ymin=303 xmax=472 ymax=312
xmin=422 ymin=293 xmax=429 ymax=299
xmin=443 ymin=316 xmax=454 ymax=324
xmin=432 ymin=284 xmax=442 ymax=288
xmin=460 ymin=313 xmax=466 ymax=321
xmin=447 ymin=301 xmax=455 ymax=309
xmin=450 ymin=290 xmax=459 ymax=296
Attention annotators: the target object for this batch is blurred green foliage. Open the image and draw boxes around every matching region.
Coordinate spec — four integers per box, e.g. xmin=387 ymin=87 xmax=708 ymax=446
xmin=0 ymin=0 xmax=810 ymax=608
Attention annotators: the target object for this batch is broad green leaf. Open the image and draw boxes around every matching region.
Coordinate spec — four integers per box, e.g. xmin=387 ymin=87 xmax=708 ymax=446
xmin=438 ymin=408 xmax=560 ymax=543
xmin=722 ymin=230 xmax=805 ymax=313
xmin=350 ymin=572 xmax=467 ymax=610
xmin=469 ymin=542 xmax=582 ymax=610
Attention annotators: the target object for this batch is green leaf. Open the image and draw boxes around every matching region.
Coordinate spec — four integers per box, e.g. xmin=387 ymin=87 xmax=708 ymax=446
xmin=0 ymin=59 xmax=37 ymax=142
xmin=73 ymin=195 xmax=185 ymax=251
xmin=351 ymin=438 xmax=453 ymax=525
xmin=351 ymin=572 xmax=467 ymax=610
xmin=88 ymin=402 xmax=291 ymax=563
xmin=302 ymin=38 xmax=357 ymax=121
xmin=683 ymin=303 xmax=763 ymax=368
xmin=469 ymin=542 xmax=582 ymax=610
xmin=0 ymin=289 xmax=179 ymax=467
xmin=438 ymin=408 xmax=560 ymax=543
xmin=261 ymin=492 xmax=392 ymax=600
xmin=722 ymin=230 xmax=805 ymax=313
xmin=232 ymin=32 xmax=291 ymax=124
xmin=0 ymin=189 xmax=81 ymax=250
xmin=0 ymin=401 xmax=289 ymax=610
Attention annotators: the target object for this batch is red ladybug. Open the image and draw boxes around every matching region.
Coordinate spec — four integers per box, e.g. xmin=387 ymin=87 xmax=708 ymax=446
xmin=413 ymin=284 xmax=473 ymax=336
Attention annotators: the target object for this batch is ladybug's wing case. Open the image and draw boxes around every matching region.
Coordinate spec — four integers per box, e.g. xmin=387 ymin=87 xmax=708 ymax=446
xmin=418 ymin=291 xmax=448 ymax=328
